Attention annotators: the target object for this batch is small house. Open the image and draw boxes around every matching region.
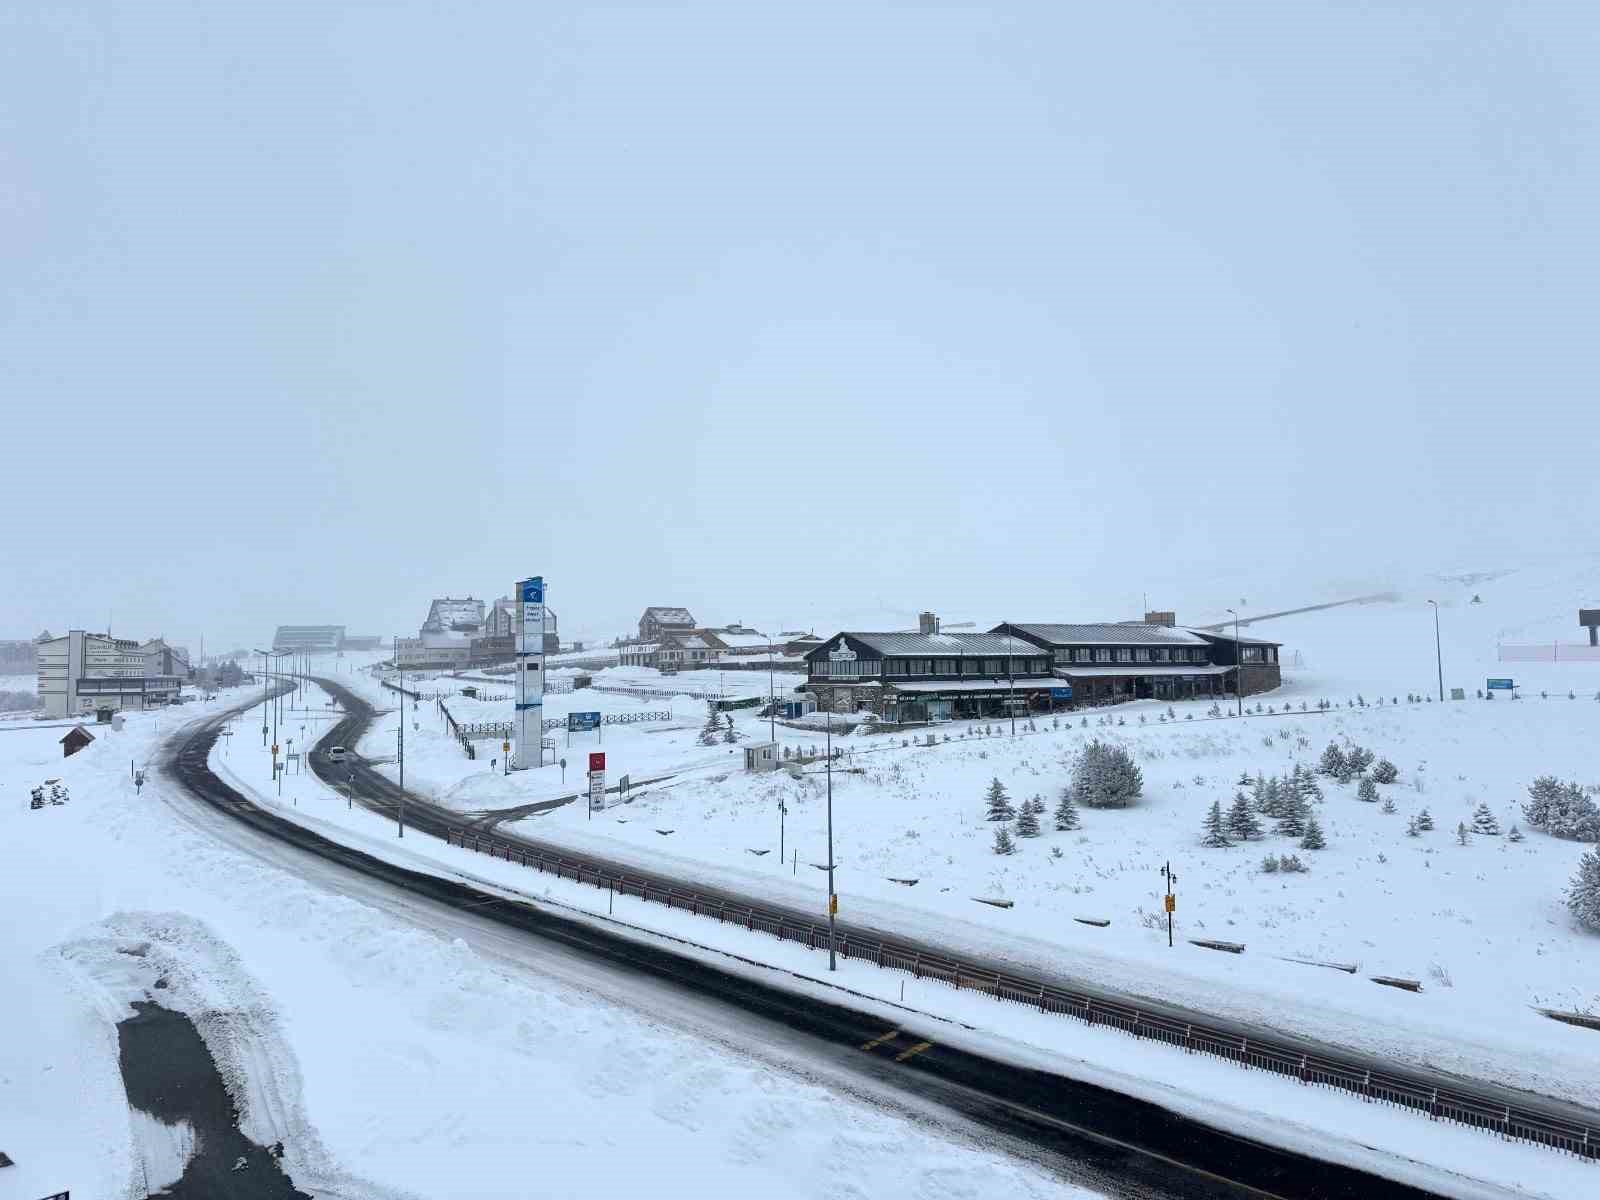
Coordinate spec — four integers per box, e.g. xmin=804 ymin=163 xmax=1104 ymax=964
xmin=743 ymin=741 xmax=779 ymax=773
xmin=60 ymin=725 xmax=95 ymax=758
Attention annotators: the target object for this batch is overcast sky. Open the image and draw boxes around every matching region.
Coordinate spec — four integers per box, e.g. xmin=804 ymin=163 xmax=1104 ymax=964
xmin=4 ymin=3 xmax=1595 ymax=650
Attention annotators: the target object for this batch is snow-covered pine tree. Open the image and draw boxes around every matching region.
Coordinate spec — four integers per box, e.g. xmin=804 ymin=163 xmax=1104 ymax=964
xmin=1071 ymin=741 xmax=1142 ymax=808
xmin=1357 ymin=777 xmax=1378 ymax=803
xmin=1371 ymin=759 xmax=1399 ymax=785
xmin=984 ymin=778 xmax=1016 ymax=822
xmin=1300 ymin=814 xmax=1326 ymax=850
xmin=1348 ymin=745 xmax=1375 ymax=775
xmin=1417 ymin=807 xmax=1435 ymax=831
xmin=1405 ymin=815 xmax=1420 ymax=836
xmin=1546 ymin=783 xmax=1600 ymax=842
xmin=1226 ymin=791 xmax=1262 ymax=841
xmin=1523 ymin=775 xmax=1564 ymax=827
xmin=1317 ymin=742 xmax=1346 ymax=777
xmin=1261 ymin=854 xmax=1280 ymax=873
xmin=1053 ymin=787 xmax=1081 ymax=831
xmin=1567 ymin=849 xmax=1600 ymax=932
xmin=1275 ymin=791 xmax=1307 ymax=838
xmin=698 ymin=700 xmax=723 ymax=746
xmin=1017 ymin=800 xmax=1041 ymax=838
xmin=1236 ymin=771 xmax=1252 ymax=788
xmin=1201 ymin=800 xmax=1233 ymax=848
xmin=1471 ymin=802 xmax=1500 ymax=835
xmin=1508 ymin=824 xmax=1525 ymax=842
xmin=1456 ymin=821 xmax=1470 ymax=845
xmin=1261 ymin=775 xmax=1283 ymax=817
xmin=993 ymin=826 xmax=1016 ymax=855
xmin=1381 ymin=797 xmax=1397 ymax=814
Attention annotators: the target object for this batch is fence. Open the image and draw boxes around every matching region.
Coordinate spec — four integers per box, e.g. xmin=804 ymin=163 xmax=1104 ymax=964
xmin=1498 ymin=643 xmax=1600 ymax=663
xmin=443 ymin=824 xmax=1597 ymax=1161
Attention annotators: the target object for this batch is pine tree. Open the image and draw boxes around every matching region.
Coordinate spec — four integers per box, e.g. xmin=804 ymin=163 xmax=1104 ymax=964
xmin=1017 ymin=801 xmax=1041 ymax=838
xmin=1317 ymin=742 xmax=1346 ymax=777
xmin=1524 ymin=775 xmax=1564 ymax=827
xmin=1226 ymin=791 xmax=1262 ymax=841
xmin=698 ymin=700 xmax=723 ymax=746
xmin=993 ymin=826 xmax=1016 ymax=856
xmin=1071 ymin=741 xmax=1142 ymax=808
xmin=1567 ymin=849 xmax=1600 ymax=932
xmin=1262 ymin=776 xmax=1284 ymax=817
xmin=1456 ymin=821 xmax=1470 ymax=845
xmin=1347 ymin=745 xmax=1375 ymax=775
xmin=1201 ymin=800 xmax=1233 ymax=848
xmin=1371 ymin=759 xmax=1399 ymax=785
xmin=1357 ymin=777 xmax=1378 ymax=803
xmin=1416 ymin=807 xmax=1435 ymax=831
xmin=1405 ymin=815 xmax=1420 ymax=837
xmin=1236 ymin=771 xmax=1252 ymax=789
xmin=1261 ymin=854 xmax=1280 ymax=873
xmin=1275 ymin=790 xmax=1308 ymax=838
xmin=1300 ymin=814 xmax=1326 ymax=850
xmin=1053 ymin=787 xmax=1080 ymax=831
xmin=984 ymin=778 xmax=1016 ymax=822
xmin=1470 ymin=802 xmax=1501 ymax=836
xmin=1508 ymin=824 xmax=1524 ymax=842
xmin=1381 ymin=797 xmax=1397 ymax=814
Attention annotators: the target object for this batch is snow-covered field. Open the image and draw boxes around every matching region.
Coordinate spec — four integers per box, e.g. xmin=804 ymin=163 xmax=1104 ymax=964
xmin=0 ymin=684 xmax=1096 ymax=1199
xmin=334 ymin=563 xmax=1600 ymax=1115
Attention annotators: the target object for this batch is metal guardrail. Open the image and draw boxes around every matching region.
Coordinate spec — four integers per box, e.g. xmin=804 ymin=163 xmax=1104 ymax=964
xmin=444 ymin=824 xmax=1597 ymax=1161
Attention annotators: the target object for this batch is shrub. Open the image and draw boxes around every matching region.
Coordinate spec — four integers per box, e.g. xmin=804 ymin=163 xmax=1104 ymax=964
xmin=1371 ymin=759 xmax=1399 ymax=785
xmin=1071 ymin=741 xmax=1143 ymax=809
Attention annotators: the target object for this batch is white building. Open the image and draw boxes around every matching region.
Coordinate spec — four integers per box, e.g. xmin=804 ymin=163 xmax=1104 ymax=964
xmin=37 ymin=631 xmax=183 ymax=718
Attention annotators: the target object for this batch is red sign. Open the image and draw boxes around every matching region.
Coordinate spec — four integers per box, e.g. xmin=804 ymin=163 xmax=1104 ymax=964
xmin=589 ymin=752 xmax=605 ymax=772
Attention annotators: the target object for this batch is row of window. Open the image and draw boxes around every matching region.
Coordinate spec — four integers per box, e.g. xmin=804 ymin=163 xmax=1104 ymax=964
xmin=882 ymin=657 xmax=1049 ymax=676
xmin=1053 ymin=646 xmax=1207 ymax=664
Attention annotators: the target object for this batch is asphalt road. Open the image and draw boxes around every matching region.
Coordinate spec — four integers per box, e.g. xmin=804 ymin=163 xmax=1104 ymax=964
xmin=165 ymin=680 xmax=1464 ymax=1198
xmin=311 ymin=676 xmax=1600 ymax=1139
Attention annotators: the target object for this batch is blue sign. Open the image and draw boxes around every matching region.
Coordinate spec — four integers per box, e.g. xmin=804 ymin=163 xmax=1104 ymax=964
xmin=1486 ymin=677 xmax=1514 ymax=690
xmin=520 ymin=577 xmax=544 ymax=604
xmin=567 ymin=710 xmax=601 ymax=732
xmin=1051 ymin=687 xmax=1073 ymax=700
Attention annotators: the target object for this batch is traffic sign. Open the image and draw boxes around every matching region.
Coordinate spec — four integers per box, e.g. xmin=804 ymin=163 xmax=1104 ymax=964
xmin=1487 ymin=678 xmax=1514 ymax=690
xmin=1164 ymin=894 xmax=1176 ymax=913
xmin=568 ymin=711 xmax=601 ymax=732
xmin=589 ymin=752 xmax=605 ymax=772
xmin=502 ymin=741 xmax=510 ymax=753
xmin=1050 ymin=687 xmax=1073 ymax=700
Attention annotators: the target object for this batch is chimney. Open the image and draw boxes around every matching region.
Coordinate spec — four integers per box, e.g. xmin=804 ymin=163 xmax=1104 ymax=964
xmin=1144 ymin=610 xmax=1176 ymax=627
xmin=919 ymin=611 xmax=938 ymax=635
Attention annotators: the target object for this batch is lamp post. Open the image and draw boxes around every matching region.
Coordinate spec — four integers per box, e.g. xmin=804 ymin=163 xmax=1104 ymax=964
xmin=254 ymin=649 xmax=270 ymax=746
xmin=1007 ymin=625 xmax=1016 ymax=736
xmin=824 ymin=700 xmax=836 ymax=972
xmin=1225 ymin=608 xmax=1243 ymax=717
xmin=1428 ymin=600 xmax=1444 ymax=702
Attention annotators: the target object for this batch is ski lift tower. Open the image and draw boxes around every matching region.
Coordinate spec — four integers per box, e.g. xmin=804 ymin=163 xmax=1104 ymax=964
xmin=512 ymin=576 xmax=546 ymax=770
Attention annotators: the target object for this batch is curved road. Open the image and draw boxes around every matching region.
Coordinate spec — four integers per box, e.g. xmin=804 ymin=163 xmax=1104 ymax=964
xmin=313 ymin=676 xmax=1600 ymax=1146
xmin=167 ymin=680 xmax=1458 ymax=1198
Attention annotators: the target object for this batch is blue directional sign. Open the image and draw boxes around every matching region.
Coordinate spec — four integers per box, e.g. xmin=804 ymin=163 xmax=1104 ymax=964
xmin=521 ymin=577 xmax=544 ymax=604
xmin=567 ymin=711 xmax=601 ymax=732
xmin=1486 ymin=677 xmax=1514 ymax=690
xmin=1051 ymin=687 xmax=1073 ymax=700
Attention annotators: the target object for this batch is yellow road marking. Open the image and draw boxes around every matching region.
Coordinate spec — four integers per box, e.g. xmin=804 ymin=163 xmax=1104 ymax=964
xmin=894 ymin=1040 xmax=933 ymax=1062
xmin=860 ymin=1029 xmax=899 ymax=1052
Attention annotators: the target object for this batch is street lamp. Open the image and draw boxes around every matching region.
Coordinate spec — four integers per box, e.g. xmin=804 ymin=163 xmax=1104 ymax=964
xmin=1428 ymin=600 xmax=1444 ymax=702
xmin=823 ymin=699 xmax=837 ymax=971
xmin=1225 ymin=609 xmax=1243 ymax=717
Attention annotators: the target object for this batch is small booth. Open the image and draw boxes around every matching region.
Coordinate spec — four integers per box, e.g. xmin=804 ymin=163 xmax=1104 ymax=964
xmin=743 ymin=741 xmax=779 ymax=772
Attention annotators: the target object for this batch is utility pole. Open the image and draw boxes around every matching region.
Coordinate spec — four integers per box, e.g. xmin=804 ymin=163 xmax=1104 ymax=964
xmin=1226 ymin=607 xmax=1243 ymax=717
xmin=1428 ymin=600 xmax=1444 ymax=702
xmin=1161 ymin=860 xmax=1177 ymax=948
xmin=825 ymin=703 xmax=836 ymax=971
xmin=396 ymin=635 xmax=405 ymax=838
xmin=778 ymin=795 xmax=787 ymax=865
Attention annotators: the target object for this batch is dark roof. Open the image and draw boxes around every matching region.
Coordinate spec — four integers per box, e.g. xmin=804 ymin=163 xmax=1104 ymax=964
xmin=811 ymin=631 xmax=1045 ymax=658
xmin=1182 ymin=627 xmax=1282 ymax=647
xmin=642 ymin=607 xmax=695 ymax=624
xmin=999 ymin=622 xmax=1210 ymax=647
xmin=60 ymin=725 xmax=95 ymax=744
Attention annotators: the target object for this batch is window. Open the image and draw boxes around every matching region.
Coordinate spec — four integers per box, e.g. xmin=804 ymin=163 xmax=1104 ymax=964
xmin=1115 ymin=648 xmax=1133 ymax=663
xmin=962 ymin=659 xmax=980 ymax=675
xmin=885 ymin=659 xmax=907 ymax=676
xmin=1242 ymin=646 xmax=1264 ymax=663
xmin=812 ymin=660 xmax=881 ymax=678
xmin=1153 ymin=647 xmax=1169 ymax=662
xmin=1134 ymin=648 xmax=1150 ymax=662
xmin=1268 ymin=647 xmax=1278 ymax=663
xmin=1054 ymin=649 xmax=1071 ymax=665
xmin=937 ymin=658 xmax=957 ymax=674
xmin=1094 ymin=648 xmax=1113 ymax=663
xmin=1073 ymin=647 xmax=1092 ymax=663
xmin=1171 ymin=648 xmax=1187 ymax=662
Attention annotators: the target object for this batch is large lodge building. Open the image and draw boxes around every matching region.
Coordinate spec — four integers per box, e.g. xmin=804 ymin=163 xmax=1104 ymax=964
xmin=803 ymin=613 xmax=1281 ymax=721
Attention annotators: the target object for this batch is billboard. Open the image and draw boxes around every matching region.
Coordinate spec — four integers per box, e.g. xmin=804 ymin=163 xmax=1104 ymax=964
xmin=1486 ymin=677 xmax=1514 ymax=690
xmin=567 ymin=711 xmax=601 ymax=732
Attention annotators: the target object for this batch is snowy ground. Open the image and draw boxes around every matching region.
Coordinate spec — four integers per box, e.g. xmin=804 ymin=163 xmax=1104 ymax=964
xmin=0 ymin=683 xmax=1102 ymax=1200
xmin=330 ymin=563 xmax=1600 ymax=1117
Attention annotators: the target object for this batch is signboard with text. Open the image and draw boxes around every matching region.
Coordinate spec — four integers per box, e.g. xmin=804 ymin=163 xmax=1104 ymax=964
xmin=588 ymin=769 xmax=606 ymax=810
xmin=1486 ymin=677 xmax=1514 ymax=690
xmin=512 ymin=575 xmax=546 ymax=770
xmin=567 ymin=711 xmax=601 ymax=733
xmin=1050 ymin=687 xmax=1073 ymax=700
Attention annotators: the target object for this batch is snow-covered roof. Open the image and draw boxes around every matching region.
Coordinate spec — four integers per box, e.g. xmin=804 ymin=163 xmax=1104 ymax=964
xmin=423 ymin=598 xmax=484 ymax=634
xmin=709 ymin=631 xmax=775 ymax=649
xmin=662 ymin=634 xmax=715 ymax=651
xmin=1002 ymin=623 xmax=1210 ymax=647
xmin=642 ymin=607 xmax=695 ymax=625
xmin=814 ymin=632 xmax=1045 ymax=657
xmin=1181 ymin=627 xmax=1281 ymax=647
